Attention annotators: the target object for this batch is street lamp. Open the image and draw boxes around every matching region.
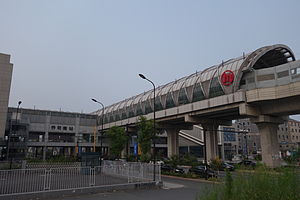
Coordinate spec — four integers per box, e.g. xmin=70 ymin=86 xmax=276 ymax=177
xmin=91 ymin=98 xmax=104 ymax=167
xmin=139 ymin=73 xmax=156 ymax=182
xmin=8 ymin=101 xmax=22 ymax=169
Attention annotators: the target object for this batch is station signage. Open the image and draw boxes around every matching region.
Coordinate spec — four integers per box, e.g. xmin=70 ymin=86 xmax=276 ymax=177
xmin=221 ymin=70 xmax=234 ymax=86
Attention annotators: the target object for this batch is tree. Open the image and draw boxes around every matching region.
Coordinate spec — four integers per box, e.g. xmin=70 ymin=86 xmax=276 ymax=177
xmin=106 ymin=126 xmax=129 ymax=159
xmin=137 ymin=116 xmax=156 ymax=162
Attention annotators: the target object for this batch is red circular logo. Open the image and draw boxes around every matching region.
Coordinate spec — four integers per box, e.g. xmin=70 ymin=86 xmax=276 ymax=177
xmin=221 ymin=70 xmax=234 ymax=86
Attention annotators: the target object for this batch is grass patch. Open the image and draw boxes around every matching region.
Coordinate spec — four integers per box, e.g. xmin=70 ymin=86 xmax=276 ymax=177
xmin=199 ymin=168 xmax=300 ymax=200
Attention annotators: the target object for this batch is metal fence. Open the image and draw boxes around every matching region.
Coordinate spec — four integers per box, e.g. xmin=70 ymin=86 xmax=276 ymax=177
xmin=0 ymin=162 xmax=161 ymax=196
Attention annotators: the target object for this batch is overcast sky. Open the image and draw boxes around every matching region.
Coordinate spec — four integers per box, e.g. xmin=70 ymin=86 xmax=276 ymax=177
xmin=1 ymin=0 xmax=300 ymax=119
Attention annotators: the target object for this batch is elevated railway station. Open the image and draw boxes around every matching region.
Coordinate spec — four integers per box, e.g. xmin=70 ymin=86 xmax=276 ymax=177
xmin=95 ymin=44 xmax=300 ymax=168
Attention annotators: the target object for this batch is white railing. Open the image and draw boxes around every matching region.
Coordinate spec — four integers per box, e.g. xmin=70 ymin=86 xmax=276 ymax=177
xmin=102 ymin=161 xmax=161 ymax=182
xmin=0 ymin=162 xmax=161 ymax=196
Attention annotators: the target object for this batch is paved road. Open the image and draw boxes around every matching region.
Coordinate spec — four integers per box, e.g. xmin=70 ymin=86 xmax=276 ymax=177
xmin=58 ymin=176 xmax=216 ymax=200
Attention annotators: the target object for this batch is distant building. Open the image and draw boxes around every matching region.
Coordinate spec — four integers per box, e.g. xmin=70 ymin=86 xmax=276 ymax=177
xmin=0 ymin=54 xmax=13 ymax=139
xmin=221 ymin=118 xmax=300 ymax=161
xmin=278 ymin=119 xmax=300 ymax=154
xmin=1 ymin=107 xmax=101 ymax=160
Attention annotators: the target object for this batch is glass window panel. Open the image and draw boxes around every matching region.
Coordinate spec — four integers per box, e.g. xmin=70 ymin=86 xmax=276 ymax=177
xmin=166 ymin=92 xmax=175 ymax=109
xmin=178 ymin=88 xmax=189 ymax=105
xmin=136 ymin=104 xmax=143 ymax=116
xmin=128 ymin=107 xmax=134 ymax=118
xmin=209 ymin=77 xmax=225 ymax=98
xmin=109 ymin=114 xmax=114 ymax=123
xmin=155 ymin=98 xmax=163 ymax=111
xmin=104 ymin=115 xmax=109 ymax=124
xmin=145 ymin=101 xmax=153 ymax=114
xmin=121 ymin=109 xmax=127 ymax=120
xmin=115 ymin=111 xmax=120 ymax=121
xmin=192 ymin=83 xmax=205 ymax=102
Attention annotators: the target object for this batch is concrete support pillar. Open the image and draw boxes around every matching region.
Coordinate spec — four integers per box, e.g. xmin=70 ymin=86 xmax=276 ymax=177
xmin=202 ymin=123 xmax=219 ymax=163
xmin=252 ymin=115 xmax=283 ymax=168
xmin=166 ymin=128 xmax=179 ymax=158
xmin=256 ymin=122 xmax=281 ymax=168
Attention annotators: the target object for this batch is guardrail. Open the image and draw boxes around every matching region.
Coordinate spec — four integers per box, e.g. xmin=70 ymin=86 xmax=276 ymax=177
xmin=0 ymin=162 xmax=161 ymax=196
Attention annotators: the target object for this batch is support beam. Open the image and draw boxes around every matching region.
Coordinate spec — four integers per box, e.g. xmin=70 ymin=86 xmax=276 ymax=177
xmin=239 ymin=103 xmax=260 ymax=117
xmin=185 ymin=115 xmax=232 ymax=126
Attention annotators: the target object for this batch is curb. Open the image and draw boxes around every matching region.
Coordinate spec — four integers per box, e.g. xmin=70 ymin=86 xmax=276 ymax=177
xmin=162 ymin=174 xmax=221 ymax=184
xmin=0 ymin=182 xmax=162 ymax=200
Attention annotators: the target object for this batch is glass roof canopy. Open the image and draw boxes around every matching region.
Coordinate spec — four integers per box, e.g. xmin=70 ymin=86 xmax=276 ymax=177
xmin=95 ymin=44 xmax=295 ymax=123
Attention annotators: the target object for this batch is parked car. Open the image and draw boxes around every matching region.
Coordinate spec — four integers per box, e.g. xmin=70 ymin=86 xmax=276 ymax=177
xmin=220 ymin=162 xmax=235 ymax=171
xmin=240 ymin=160 xmax=256 ymax=168
xmin=161 ymin=164 xmax=184 ymax=174
xmin=189 ymin=165 xmax=217 ymax=179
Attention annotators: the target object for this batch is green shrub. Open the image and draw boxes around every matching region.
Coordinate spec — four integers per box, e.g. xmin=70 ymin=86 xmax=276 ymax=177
xmin=165 ymin=154 xmax=199 ymax=167
xmin=210 ymin=157 xmax=222 ymax=170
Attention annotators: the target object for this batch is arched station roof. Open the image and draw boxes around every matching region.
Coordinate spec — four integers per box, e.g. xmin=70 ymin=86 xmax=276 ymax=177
xmin=96 ymin=44 xmax=295 ymax=123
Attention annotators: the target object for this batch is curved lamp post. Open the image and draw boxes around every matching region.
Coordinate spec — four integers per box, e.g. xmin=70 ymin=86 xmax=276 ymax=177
xmin=8 ymin=101 xmax=22 ymax=169
xmin=91 ymin=98 xmax=104 ymax=166
xmin=139 ymin=73 xmax=156 ymax=182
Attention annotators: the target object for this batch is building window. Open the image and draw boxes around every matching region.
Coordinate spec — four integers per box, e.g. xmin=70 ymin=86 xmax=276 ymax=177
xmin=69 ymin=127 xmax=74 ymax=131
xmin=51 ymin=125 xmax=56 ymax=130
xmin=63 ymin=126 xmax=67 ymax=131
xmin=57 ymin=126 xmax=61 ymax=130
